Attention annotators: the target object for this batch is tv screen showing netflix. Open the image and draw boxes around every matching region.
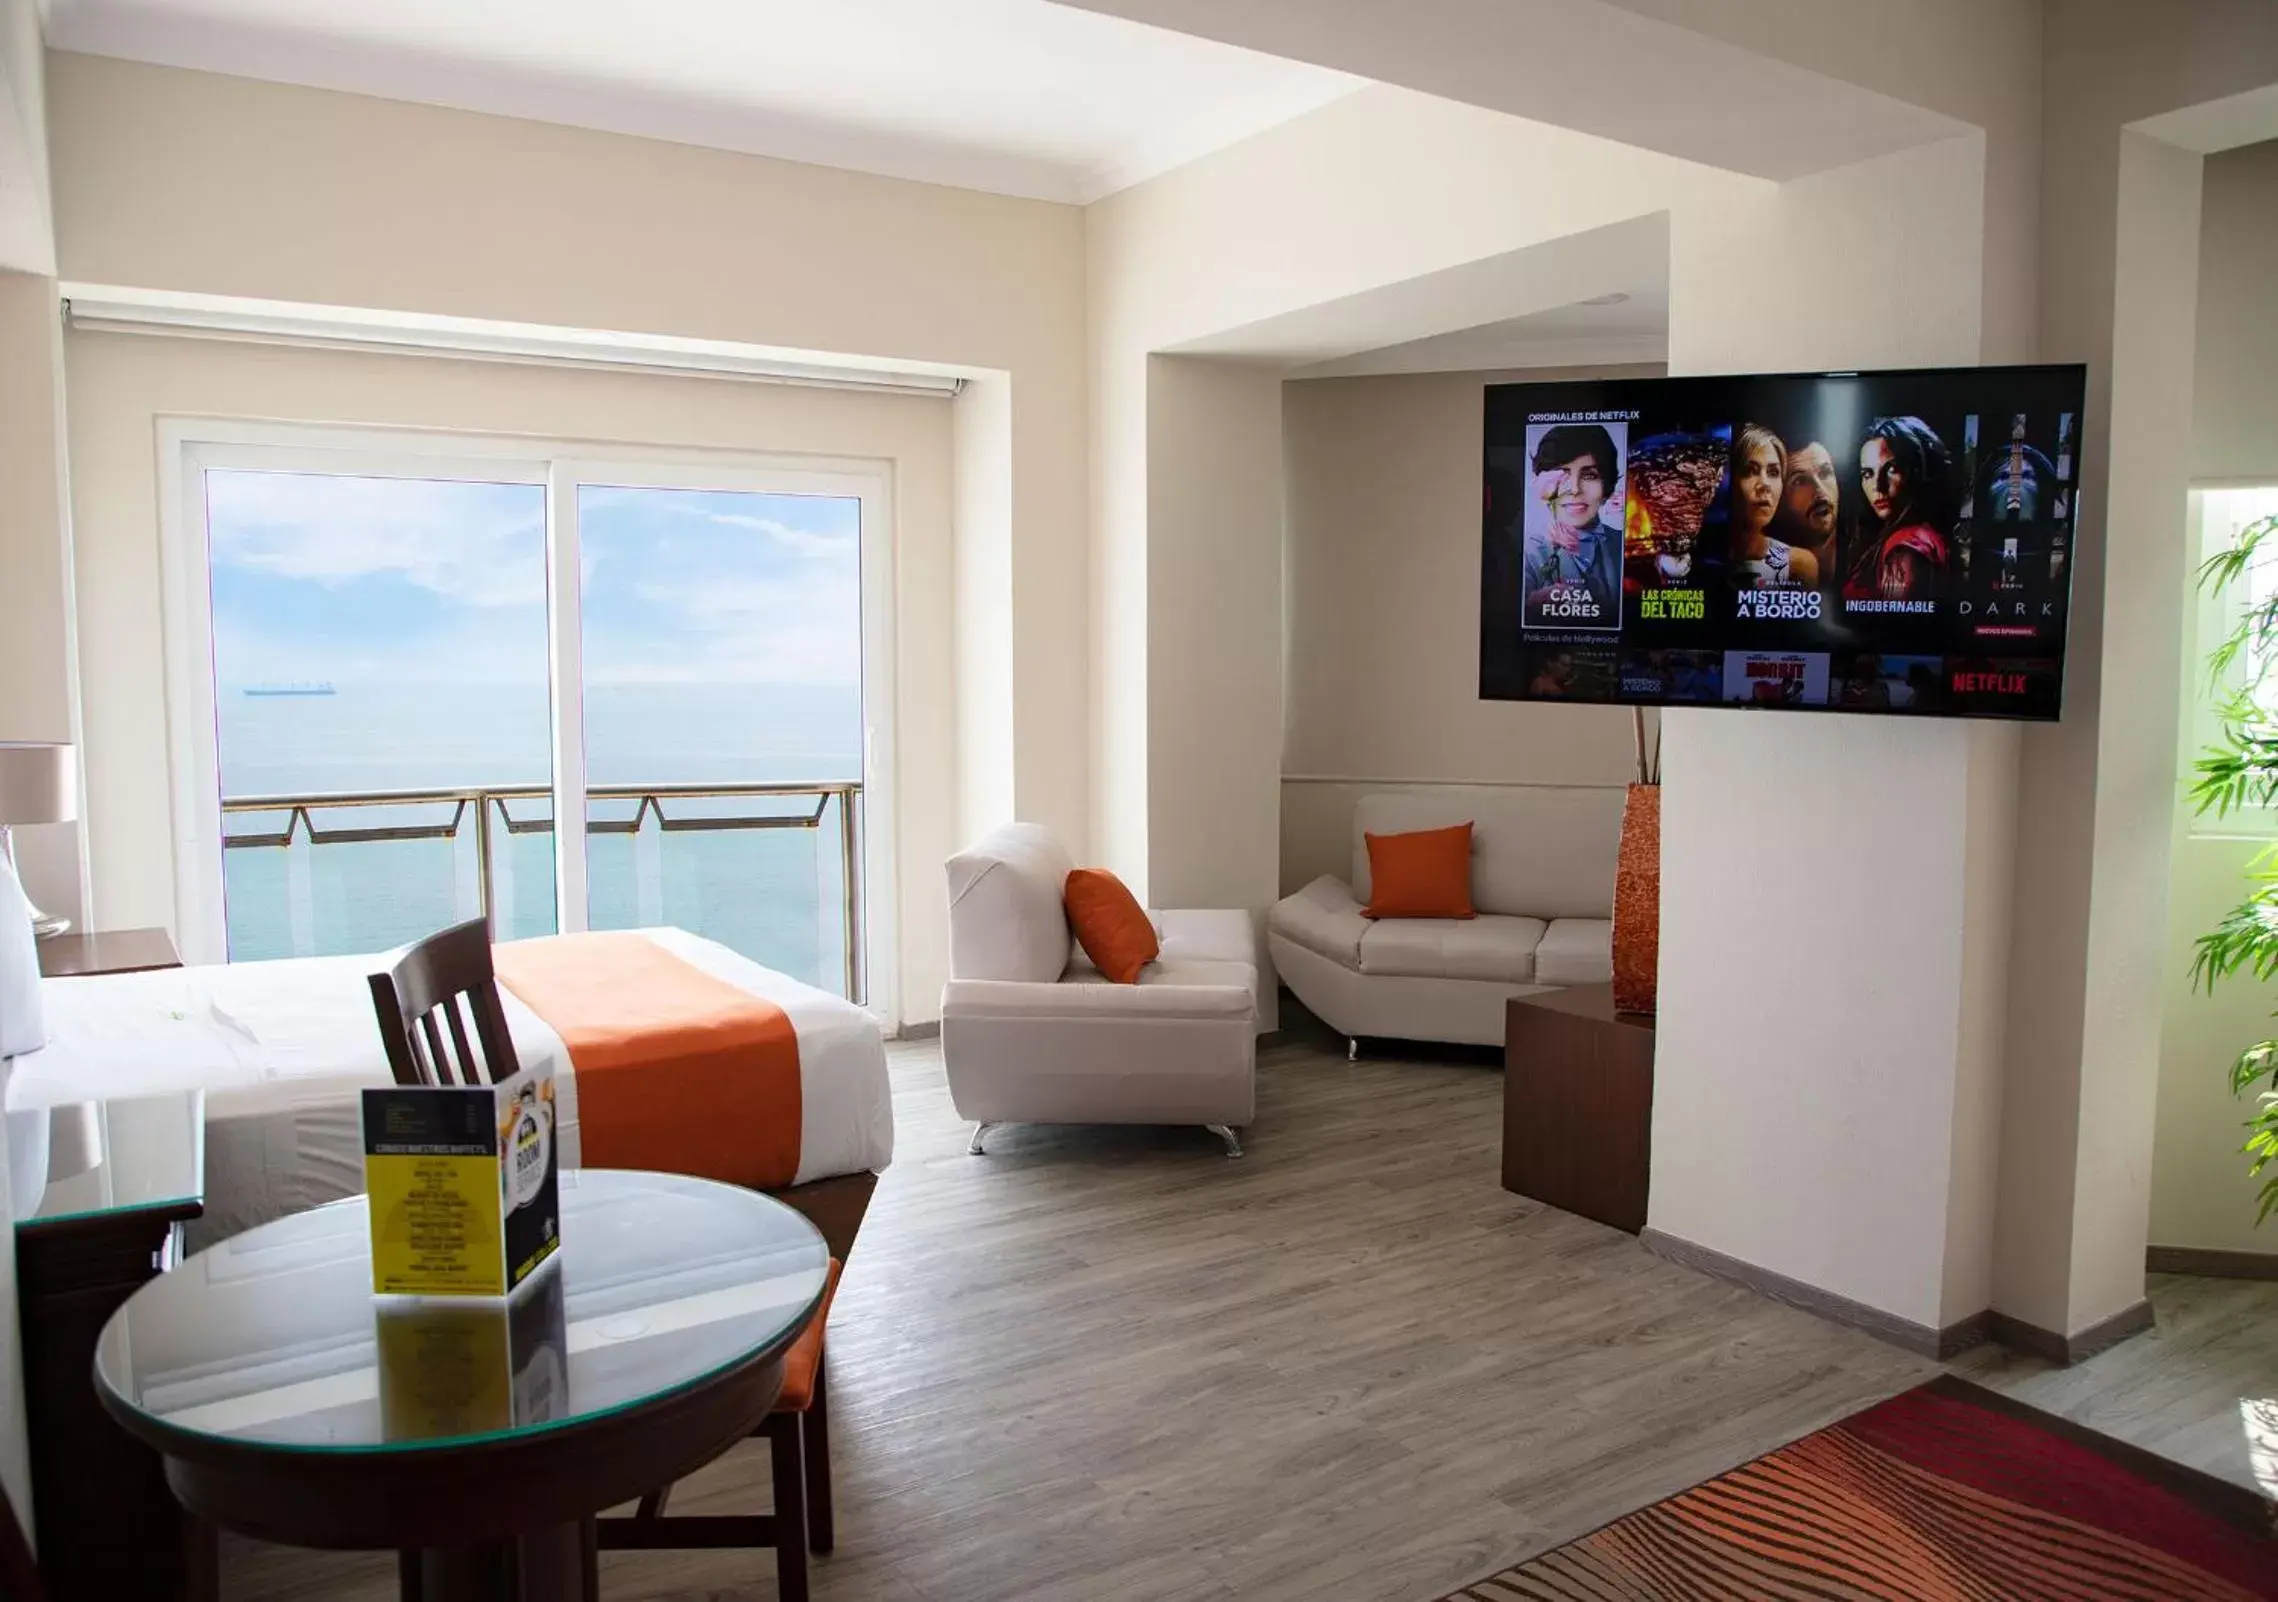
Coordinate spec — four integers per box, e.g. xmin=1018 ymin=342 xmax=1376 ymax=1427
xmin=1479 ymin=363 xmax=2086 ymax=720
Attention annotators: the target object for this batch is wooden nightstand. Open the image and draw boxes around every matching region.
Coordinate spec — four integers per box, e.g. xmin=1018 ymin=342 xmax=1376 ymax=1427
xmin=35 ymin=927 xmax=181 ymax=978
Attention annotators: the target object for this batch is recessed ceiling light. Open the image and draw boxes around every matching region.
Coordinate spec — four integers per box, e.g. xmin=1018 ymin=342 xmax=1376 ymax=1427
xmin=1580 ymin=292 xmax=1631 ymax=307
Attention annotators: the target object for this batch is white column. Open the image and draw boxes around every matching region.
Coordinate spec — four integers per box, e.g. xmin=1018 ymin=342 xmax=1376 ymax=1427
xmin=1649 ymin=136 xmax=2014 ymax=1333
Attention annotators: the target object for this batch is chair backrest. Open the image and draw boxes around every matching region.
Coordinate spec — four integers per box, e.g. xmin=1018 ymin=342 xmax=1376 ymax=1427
xmin=943 ymin=822 xmax=1076 ymax=982
xmin=368 ymin=918 xmax=523 ymax=1087
xmin=1353 ymin=787 xmax=1625 ymax=922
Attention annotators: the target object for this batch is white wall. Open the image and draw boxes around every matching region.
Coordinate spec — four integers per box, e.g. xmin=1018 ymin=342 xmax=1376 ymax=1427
xmin=1650 ymin=135 xmax=2010 ymax=1333
xmin=44 ymin=47 xmax=1091 ymax=883
xmin=1278 ymin=364 xmax=1661 ymax=892
xmin=61 ymin=331 xmax=962 ymax=1023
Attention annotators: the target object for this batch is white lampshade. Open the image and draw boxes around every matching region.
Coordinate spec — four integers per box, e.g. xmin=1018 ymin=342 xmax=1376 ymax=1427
xmin=0 ymin=743 xmax=76 ymax=827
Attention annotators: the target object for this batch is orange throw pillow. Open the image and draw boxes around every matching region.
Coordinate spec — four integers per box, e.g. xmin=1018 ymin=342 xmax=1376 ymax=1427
xmin=1064 ymin=868 xmax=1160 ymax=983
xmin=1362 ymin=823 xmax=1476 ymax=919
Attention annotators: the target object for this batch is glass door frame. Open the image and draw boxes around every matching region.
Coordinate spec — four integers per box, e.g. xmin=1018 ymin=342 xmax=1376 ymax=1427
xmin=159 ymin=420 xmax=899 ymax=1023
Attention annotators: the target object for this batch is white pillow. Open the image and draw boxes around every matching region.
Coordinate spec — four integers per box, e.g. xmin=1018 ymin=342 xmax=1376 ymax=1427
xmin=0 ymin=854 xmax=44 ymax=1060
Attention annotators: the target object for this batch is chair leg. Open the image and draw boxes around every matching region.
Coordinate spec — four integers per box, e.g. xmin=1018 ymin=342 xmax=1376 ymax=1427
xmin=967 ymin=1120 xmax=1000 ymax=1155
xmin=769 ymin=1413 xmax=810 ymax=1602
xmin=805 ymin=1357 xmax=835 ymax=1554
xmin=1205 ymin=1123 xmax=1243 ymax=1158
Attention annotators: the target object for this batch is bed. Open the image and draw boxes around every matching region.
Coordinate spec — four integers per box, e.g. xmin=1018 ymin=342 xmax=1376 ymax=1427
xmin=6 ymin=926 xmax=895 ymax=1255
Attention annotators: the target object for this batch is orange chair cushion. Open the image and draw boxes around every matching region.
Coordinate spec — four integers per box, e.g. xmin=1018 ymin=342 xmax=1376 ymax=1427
xmin=774 ymin=1257 xmax=842 ymax=1415
xmin=1362 ymin=823 xmax=1477 ymax=919
xmin=1063 ymin=868 xmax=1159 ymax=984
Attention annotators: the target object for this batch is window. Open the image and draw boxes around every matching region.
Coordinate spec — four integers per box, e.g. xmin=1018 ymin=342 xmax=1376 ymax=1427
xmin=2187 ymin=484 xmax=2278 ymax=837
xmin=162 ymin=424 xmax=896 ymax=1018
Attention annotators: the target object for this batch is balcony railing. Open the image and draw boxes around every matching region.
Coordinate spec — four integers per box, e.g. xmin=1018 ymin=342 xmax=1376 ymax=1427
xmin=220 ymin=782 xmax=862 ymax=999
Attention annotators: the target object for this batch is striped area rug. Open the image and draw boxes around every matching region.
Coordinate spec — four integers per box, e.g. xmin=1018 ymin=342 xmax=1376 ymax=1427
xmin=1442 ymin=1378 xmax=2278 ymax=1601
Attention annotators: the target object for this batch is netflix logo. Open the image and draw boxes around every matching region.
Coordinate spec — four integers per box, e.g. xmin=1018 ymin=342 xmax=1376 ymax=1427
xmin=1946 ymin=657 xmax=2060 ymax=718
xmin=1951 ymin=669 xmax=2027 ymax=696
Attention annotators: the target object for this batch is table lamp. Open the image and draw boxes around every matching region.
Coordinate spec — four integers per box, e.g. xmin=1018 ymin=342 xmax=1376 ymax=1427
xmin=0 ymin=742 xmax=77 ymax=939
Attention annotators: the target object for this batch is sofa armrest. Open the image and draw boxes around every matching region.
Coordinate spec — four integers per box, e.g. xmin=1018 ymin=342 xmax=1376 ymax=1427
xmin=942 ymin=977 xmax=1253 ymax=1022
xmin=1150 ymin=908 xmax=1256 ymax=967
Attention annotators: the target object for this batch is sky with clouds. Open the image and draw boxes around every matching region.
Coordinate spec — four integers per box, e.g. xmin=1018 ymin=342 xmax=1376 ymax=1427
xmin=205 ymin=470 xmax=863 ymax=689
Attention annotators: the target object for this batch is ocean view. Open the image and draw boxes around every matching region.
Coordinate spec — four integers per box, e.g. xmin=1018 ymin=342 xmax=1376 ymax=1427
xmin=211 ymin=679 xmax=861 ymax=989
xmin=202 ymin=468 xmax=870 ymax=993
xmin=218 ymin=680 xmax=864 ymax=991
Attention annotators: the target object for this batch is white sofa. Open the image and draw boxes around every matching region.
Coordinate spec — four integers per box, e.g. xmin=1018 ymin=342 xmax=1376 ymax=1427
xmin=940 ymin=823 xmax=1258 ymax=1156
xmin=1268 ymin=788 xmax=1624 ymax=1048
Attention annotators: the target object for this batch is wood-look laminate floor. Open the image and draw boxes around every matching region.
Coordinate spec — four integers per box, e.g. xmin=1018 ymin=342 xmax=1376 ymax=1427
xmin=227 ymin=1020 xmax=2278 ymax=1601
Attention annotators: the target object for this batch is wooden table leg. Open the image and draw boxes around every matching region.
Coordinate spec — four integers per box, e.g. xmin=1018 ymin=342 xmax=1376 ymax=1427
xmin=410 ymin=1523 xmax=585 ymax=1602
xmin=185 ymin=1513 xmax=221 ymax=1602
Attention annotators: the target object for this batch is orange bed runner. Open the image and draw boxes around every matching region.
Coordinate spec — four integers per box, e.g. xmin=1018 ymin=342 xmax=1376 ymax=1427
xmin=493 ymin=932 xmax=803 ymax=1190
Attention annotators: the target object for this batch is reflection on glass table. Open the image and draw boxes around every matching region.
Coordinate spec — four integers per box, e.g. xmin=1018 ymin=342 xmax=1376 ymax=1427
xmin=19 ymin=1088 xmax=206 ymax=1229
xmin=97 ymin=1168 xmax=830 ymax=1454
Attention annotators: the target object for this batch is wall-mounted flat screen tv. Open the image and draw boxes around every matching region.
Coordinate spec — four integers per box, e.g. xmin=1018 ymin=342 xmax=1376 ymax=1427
xmin=1480 ymin=364 xmax=2087 ymax=720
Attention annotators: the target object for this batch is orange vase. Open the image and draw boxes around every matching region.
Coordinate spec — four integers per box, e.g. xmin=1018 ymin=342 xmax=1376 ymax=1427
xmin=1611 ymin=783 xmax=1660 ymax=1015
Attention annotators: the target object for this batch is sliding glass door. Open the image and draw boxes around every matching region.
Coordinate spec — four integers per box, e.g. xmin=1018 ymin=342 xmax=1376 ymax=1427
xmin=170 ymin=428 xmax=893 ymax=1013
xmin=573 ymin=481 xmax=865 ymax=995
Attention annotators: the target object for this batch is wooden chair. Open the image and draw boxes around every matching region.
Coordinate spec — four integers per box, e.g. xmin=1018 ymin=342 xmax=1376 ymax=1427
xmin=372 ymin=919 xmax=845 ymax=1600
xmin=368 ymin=917 xmax=522 ymax=1087
xmin=596 ymin=1259 xmax=843 ymax=1602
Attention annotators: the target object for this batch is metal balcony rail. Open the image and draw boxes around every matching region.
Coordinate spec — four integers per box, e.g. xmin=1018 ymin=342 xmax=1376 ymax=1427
xmin=220 ymin=781 xmax=862 ymax=998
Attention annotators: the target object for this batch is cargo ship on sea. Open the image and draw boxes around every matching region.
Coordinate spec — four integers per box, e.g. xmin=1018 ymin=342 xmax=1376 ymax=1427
xmin=241 ymin=682 xmax=337 ymax=698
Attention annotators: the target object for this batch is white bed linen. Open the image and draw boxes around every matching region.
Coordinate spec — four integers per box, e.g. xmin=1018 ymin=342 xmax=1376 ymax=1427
xmin=7 ymin=927 xmax=894 ymax=1242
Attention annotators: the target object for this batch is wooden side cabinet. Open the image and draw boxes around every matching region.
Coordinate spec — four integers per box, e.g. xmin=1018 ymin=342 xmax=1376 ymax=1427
xmin=15 ymin=1090 xmax=207 ymax=1601
xmin=1502 ymin=987 xmax=1655 ymax=1234
xmin=36 ymin=927 xmax=181 ymax=979
xmin=18 ymin=1203 xmax=202 ymax=1599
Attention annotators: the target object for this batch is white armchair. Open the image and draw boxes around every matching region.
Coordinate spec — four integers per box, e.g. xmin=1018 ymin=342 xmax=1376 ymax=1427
xmin=940 ymin=824 xmax=1258 ymax=1157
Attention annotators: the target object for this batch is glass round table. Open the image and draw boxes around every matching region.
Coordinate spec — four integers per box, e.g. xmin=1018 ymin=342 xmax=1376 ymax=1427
xmin=96 ymin=1169 xmax=830 ymax=1602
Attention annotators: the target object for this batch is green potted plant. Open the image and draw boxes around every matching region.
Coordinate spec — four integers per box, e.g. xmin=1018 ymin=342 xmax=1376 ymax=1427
xmin=2190 ymin=510 xmax=2278 ymax=1221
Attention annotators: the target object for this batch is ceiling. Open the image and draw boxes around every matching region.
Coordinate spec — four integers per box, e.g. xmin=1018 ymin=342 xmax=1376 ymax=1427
xmin=39 ymin=0 xmax=1365 ymax=204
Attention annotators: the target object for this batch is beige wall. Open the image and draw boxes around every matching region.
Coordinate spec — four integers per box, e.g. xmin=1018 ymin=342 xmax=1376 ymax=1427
xmin=0 ymin=269 xmax=80 ymax=933
xmin=0 ymin=0 xmax=44 ymax=1544
xmin=1144 ymin=354 xmax=1285 ymax=914
xmin=0 ymin=0 xmax=49 ymax=273
xmin=61 ymin=331 xmax=961 ymax=1022
xmin=45 ymin=49 xmax=1091 ymax=870
xmin=2191 ymin=140 xmax=2278 ymax=484
xmin=1085 ymin=82 xmax=1754 ymax=909
xmin=1277 ymin=364 xmax=1660 ymax=893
